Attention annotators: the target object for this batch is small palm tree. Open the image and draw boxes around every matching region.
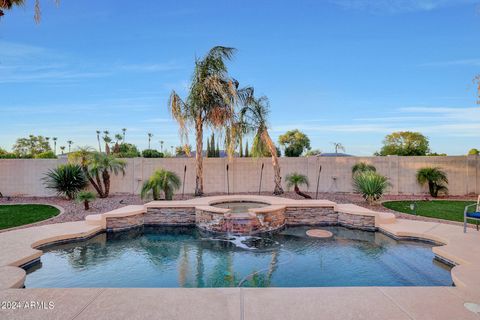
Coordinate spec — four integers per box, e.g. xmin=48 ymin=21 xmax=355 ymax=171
xmin=147 ymin=133 xmax=153 ymax=149
xmin=122 ymin=128 xmax=127 ymax=141
xmin=103 ymin=131 xmax=112 ymax=155
xmin=352 ymin=162 xmax=376 ymax=176
xmin=52 ymin=137 xmax=57 ymax=155
xmin=160 ymin=140 xmax=164 ymax=153
xmin=141 ymin=169 xmax=181 ymax=200
xmin=88 ymin=152 xmax=126 ymax=198
xmin=286 ymin=172 xmax=311 ymax=199
xmin=76 ymin=191 xmax=96 ymax=210
xmin=332 ymin=142 xmax=345 ymax=154
xmin=67 ymin=140 xmax=73 ymax=153
xmin=353 ymin=171 xmax=390 ymax=205
xmin=416 ymin=167 xmax=448 ymax=197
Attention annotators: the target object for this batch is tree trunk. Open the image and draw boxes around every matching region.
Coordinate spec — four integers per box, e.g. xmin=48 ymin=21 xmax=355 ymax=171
xmin=262 ymin=130 xmax=283 ymax=195
xmin=82 ymin=167 xmax=104 ymax=198
xmin=195 ymin=116 xmax=204 ymax=196
xmin=294 ymin=185 xmax=312 ymax=199
xmin=102 ymin=170 xmax=110 ymax=198
xmin=94 ymin=172 xmax=105 ymax=197
xmin=105 ymin=143 xmax=110 ymax=155
xmin=84 ymin=200 xmax=90 ymax=210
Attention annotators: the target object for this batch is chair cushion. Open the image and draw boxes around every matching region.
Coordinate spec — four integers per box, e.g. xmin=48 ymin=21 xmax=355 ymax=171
xmin=467 ymin=212 xmax=480 ymax=219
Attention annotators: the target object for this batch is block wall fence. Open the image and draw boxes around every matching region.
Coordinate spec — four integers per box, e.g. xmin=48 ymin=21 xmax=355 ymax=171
xmin=0 ymin=156 xmax=479 ymax=197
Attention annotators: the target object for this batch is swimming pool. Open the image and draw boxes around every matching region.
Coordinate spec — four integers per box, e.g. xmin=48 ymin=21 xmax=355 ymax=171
xmin=24 ymin=226 xmax=452 ymax=288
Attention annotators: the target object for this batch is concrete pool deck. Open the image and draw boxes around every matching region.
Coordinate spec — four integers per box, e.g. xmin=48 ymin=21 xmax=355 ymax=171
xmin=1 ymin=196 xmax=480 ymax=319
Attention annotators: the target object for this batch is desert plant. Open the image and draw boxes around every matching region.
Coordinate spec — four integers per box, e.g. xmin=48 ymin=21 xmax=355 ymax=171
xmin=34 ymin=151 xmax=57 ymax=159
xmin=352 ymin=162 xmax=376 ymax=176
xmin=416 ymin=167 xmax=448 ymax=197
xmin=286 ymin=172 xmax=311 ymax=199
xmin=142 ymin=149 xmax=163 ymax=158
xmin=88 ymin=152 xmax=127 ymax=198
xmin=76 ymin=191 xmax=96 ymax=210
xmin=353 ymin=171 xmax=390 ymax=205
xmin=141 ymin=169 xmax=181 ymax=200
xmin=43 ymin=164 xmax=88 ymax=200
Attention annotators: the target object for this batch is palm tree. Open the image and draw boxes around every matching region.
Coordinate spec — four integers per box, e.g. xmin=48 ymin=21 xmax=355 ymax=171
xmin=147 ymin=133 xmax=153 ymax=149
xmin=60 ymin=146 xmax=65 ymax=154
xmin=332 ymin=142 xmax=345 ymax=154
xmin=241 ymin=95 xmax=284 ymax=195
xmin=122 ymin=128 xmax=127 ymax=142
xmin=88 ymin=152 xmax=127 ymax=198
xmin=0 ymin=0 xmax=58 ymax=23
xmin=96 ymin=130 xmax=102 ymax=152
xmin=103 ymin=131 xmax=111 ymax=155
xmin=52 ymin=137 xmax=57 ymax=155
xmin=286 ymin=172 xmax=311 ymax=199
xmin=76 ymin=191 xmax=96 ymax=210
xmin=67 ymin=140 xmax=73 ymax=153
xmin=69 ymin=146 xmax=105 ymax=197
xmin=169 ymin=46 xmax=244 ymax=196
xmin=160 ymin=140 xmax=164 ymax=153
xmin=141 ymin=169 xmax=181 ymax=200
xmin=416 ymin=167 xmax=448 ymax=197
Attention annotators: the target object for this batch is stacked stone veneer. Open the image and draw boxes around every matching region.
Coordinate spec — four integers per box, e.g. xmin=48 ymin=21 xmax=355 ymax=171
xmin=144 ymin=207 xmax=196 ymax=225
xmin=107 ymin=205 xmax=376 ymax=233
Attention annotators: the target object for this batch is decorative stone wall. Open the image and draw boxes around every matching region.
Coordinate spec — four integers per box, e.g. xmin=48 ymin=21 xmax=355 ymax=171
xmin=338 ymin=212 xmax=376 ymax=231
xmin=285 ymin=207 xmax=338 ymax=226
xmin=106 ymin=214 xmax=144 ymax=231
xmin=144 ymin=207 xmax=196 ymax=225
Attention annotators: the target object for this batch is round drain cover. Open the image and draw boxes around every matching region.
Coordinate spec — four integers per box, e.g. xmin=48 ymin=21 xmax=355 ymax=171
xmin=306 ymin=229 xmax=333 ymax=238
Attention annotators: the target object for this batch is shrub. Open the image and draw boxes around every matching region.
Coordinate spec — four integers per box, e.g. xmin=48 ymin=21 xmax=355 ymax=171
xmin=142 ymin=149 xmax=164 ymax=158
xmin=352 ymin=162 xmax=376 ymax=176
xmin=416 ymin=167 xmax=448 ymax=197
xmin=353 ymin=171 xmax=390 ymax=204
xmin=43 ymin=164 xmax=88 ymax=199
xmin=0 ymin=153 xmax=18 ymax=159
xmin=76 ymin=191 xmax=96 ymax=210
xmin=141 ymin=169 xmax=181 ymax=200
xmin=34 ymin=151 xmax=57 ymax=159
xmin=285 ymin=172 xmax=311 ymax=199
xmin=114 ymin=143 xmax=141 ymax=158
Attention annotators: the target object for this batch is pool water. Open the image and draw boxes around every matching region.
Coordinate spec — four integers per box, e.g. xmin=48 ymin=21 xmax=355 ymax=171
xmin=213 ymin=201 xmax=268 ymax=213
xmin=24 ymin=226 xmax=452 ymax=288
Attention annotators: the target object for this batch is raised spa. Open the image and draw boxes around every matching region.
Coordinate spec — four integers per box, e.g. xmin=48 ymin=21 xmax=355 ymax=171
xmin=24 ymin=226 xmax=452 ymax=288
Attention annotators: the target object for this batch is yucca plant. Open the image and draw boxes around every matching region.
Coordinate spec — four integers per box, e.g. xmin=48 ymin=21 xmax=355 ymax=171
xmin=286 ymin=172 xmax=311 ymax=199
xmin=353 ymin=171 xmax=390 ymax=205
xmin=141 ymin=169 xmax=181 ymax=200
xmin=352 ymin=162 xmax=376 ymax=176
xmin=416 ymin=167 xmax=448 ymax=197
xmin=43 ymin=164 xmax=88 ymax=200
xmin=76 ymin=191 xmax=96 ymax=210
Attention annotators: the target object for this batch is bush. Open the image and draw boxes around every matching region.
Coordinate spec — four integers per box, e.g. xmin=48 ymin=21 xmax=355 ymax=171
xmin=352 ymin=162 xmax=376 ymax=176
xmin=114 ymin=143 xmax=141 ymax=158
xmin=43 ymin=164 xmax=88 ymax=200
xmin=416 ymin=167 xmax=448 ymax=197
xmin=34 ymin=151 xmax=57 ymax=159
xmin=141 ymin=169 xmax=181 ymax=200
xmin=142 ymin=149 xmax=164 ymax=158
xmin=353 ymin=171 xmax=390 ymax=204
xmin=0 ymin=153 xmax=18 ymax=159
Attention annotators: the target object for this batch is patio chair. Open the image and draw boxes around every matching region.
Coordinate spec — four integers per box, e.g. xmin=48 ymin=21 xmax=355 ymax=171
xmin=464 ymin=196 xmax=480 ymax=233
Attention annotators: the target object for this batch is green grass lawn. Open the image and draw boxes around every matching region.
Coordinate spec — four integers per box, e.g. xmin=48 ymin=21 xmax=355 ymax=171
xmin=382 ymin=200 xmax=477 ymax=223
xmin=0 ymin=204 xmax=60 ymax=230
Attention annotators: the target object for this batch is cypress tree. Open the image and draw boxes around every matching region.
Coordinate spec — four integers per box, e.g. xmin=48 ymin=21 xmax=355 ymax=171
xmin=210 ymin=133 xmax=215 ymax=157
xmin=206 ymin=138 xmax=211 ymax=157
xmin=245 ymin=141 xmax=249 ymax=157
xmin=239 ymin=139 xmax=243 ymax=157
xmin=216 ymin=142 xmax=220 ymax=157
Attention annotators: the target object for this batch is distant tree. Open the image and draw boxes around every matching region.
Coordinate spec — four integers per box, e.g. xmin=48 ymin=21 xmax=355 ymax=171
xmin=468 ymin=148 xmax=479 ymax=155
xmin=305 ymin=149 xmax=321 ymax=156
xmin=216 ymin=142 xmax=220 ymax=157
xmin=12 ymin=135 xmax=52 ymax=157
xmin=160 ymin=140 xmax=164 ymax=153
xmin=60 ymin=146 xmax=66 ymax=154
xmin=67 ymin=140 xmax=73 ymax=153
xmin=122 ymin=128 xmax=127 ymax=142
xmin=210 ymin=133 xmax=216 ymax=157
xmin=103 ymin=131 xmax=111 ymax=154
xmin=147 ymin=133 xmax=153 ymax=149
xmin=427 ymin=152 xmax=447 ymax=156
xmin=142 ymin=149 xmax=163 ymax=158
xmin=377 ymin=131 xmax=430 ymax=156
xmin=96 ymin=130 xmax=102 ymax=152
xmin=52 ymin=137 xmax=58 ymax=155
xmin=244 ymin=140 xmax=249 ymax=157
xmin=332 ymin=142 xmax=345 ymax=154
xmin=279 ymin=129 xmax=311 ymax=157
xmin=114 ymin=143 xmax=141 ymax=158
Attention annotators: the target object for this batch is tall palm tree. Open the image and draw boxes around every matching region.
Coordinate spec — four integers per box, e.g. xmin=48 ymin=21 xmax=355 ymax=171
xmin=0 ymin=0 xmax=58 ymax=23
xmin=140 ymin=169 xmax=181 ymax=200
xmin=69 ymin=147 xmax=104 ymax=196
xmin=96 ymin=130 xmax=102 ymax=152
xmin=103 ymin=131 xmax=111 ymax=155
xmin=332 ymin=142 xmax=345 ymax=154
xmin=160 ymin=140 xmax=164 ymax=153
xmin=241 ymin=95 xmax=284 ymax=195
xmin=67 ymin=140 xmax=73 ymax=153
xmin=60 ymin=146 xmax=65 ymax=154
xmin=147 ymin=133 xmax=153 ymax=149
xmin=52 ymin=137 xmax=57 ymax=155
xmin=122 ymin=128 xmax=127 ymax=142
xmin=168 ymin=46 xmax=244 ymax=196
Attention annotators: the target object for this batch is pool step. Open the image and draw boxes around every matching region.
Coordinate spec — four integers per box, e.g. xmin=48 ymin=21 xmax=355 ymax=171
xmin=85 ymin=214 xmax=105 ymax=227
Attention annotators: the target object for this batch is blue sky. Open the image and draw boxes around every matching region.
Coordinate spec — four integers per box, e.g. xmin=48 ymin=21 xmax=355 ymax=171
xmin=1 ymin=0 xmax=480 ymax=155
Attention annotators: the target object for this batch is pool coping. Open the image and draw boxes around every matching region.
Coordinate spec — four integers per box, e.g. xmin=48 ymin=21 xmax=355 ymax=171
xmin=1 ymin=196 xmax=480 ymax=319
